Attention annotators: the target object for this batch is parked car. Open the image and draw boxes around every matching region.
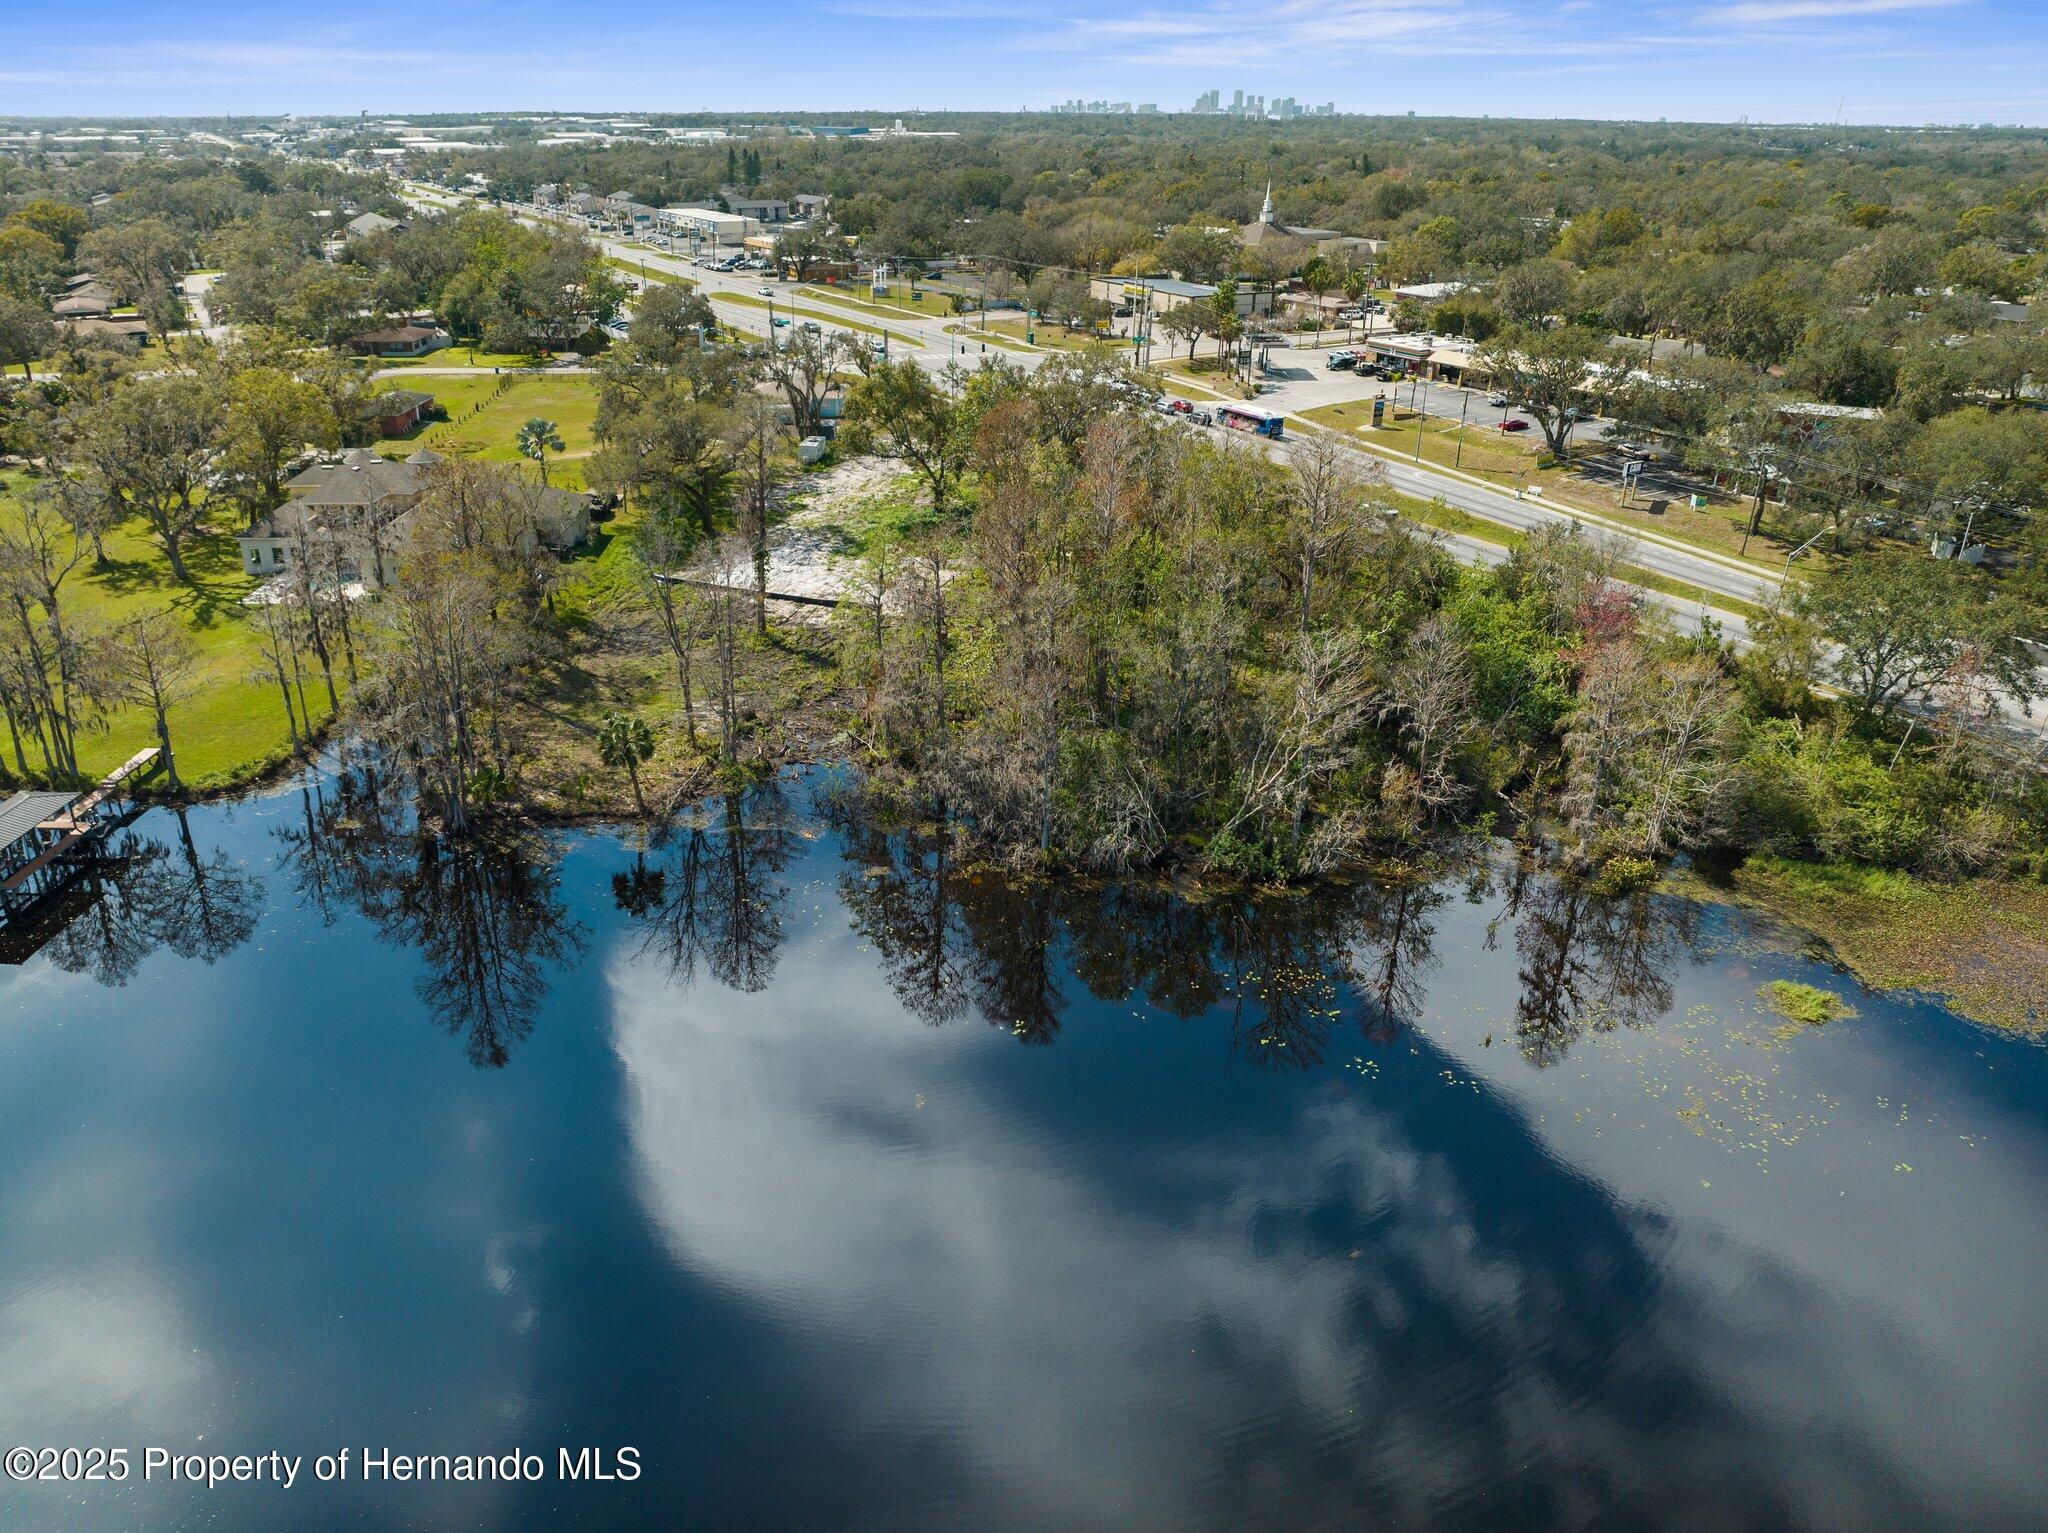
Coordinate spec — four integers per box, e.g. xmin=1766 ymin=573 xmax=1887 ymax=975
xmin=1190 ymin=408 xmax=1215 ymax=426
xmin=1327 ymin=352 xmax=1358 ymax=371
xmin=1499 ymin=417 xmax=1530 ymax=433
xmin=1487 ymin=393 xmax=1510 ymax=407
xmin=1169 ymin=398 xmax=1193 ymax=414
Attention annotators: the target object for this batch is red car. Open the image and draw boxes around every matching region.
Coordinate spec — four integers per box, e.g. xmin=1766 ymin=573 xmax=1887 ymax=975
xmin=1499 ymin=417 xmax=1531 ymax=433
xmin=1169 ymin=398 xmax=1193 ymax=414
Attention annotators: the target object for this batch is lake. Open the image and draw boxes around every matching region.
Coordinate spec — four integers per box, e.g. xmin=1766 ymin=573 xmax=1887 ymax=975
xmin=1 ymin=761 xmax=2043 ymax=1531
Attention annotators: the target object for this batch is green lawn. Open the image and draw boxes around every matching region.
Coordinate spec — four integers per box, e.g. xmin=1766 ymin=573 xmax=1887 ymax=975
xmin=979 ymin=318 xmax=1126 ymax=355
xmin=0 ymin=470 xmax=333 ymax=790
xmin=713 ymin=290 xmax=914 ymax=345
xmin=1304 ymin=398 xmax=1802 ymax=571
xmin=942 ymin=323 xmax=1037 ymax=353
xmin=377 ymin=374 xmax=601 ymax=489
xmin=375 ymin=344 xmax=543 ymax=369
xmin=798 ymin=282 xmax=961 ymax=321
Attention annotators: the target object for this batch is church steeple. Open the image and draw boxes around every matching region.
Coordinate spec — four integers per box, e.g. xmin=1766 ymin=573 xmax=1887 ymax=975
xmin=1259 ymin=181 xmax=1276 ymax=224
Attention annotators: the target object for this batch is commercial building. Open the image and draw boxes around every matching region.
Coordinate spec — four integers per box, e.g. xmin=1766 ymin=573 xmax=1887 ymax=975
xmin=657 ymin=206 xmax=761 ymax=249
xmin=1087 ymin=275 xmax=1271 ymax=317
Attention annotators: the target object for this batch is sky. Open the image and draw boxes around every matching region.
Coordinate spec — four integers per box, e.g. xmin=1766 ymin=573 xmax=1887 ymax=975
xmin=4 ymin=0 xmax=2048 ymax=126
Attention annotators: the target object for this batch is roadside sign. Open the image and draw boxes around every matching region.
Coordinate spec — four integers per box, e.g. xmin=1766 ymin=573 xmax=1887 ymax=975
xmin=1371 ymin=397 xmax=1386 ymax=427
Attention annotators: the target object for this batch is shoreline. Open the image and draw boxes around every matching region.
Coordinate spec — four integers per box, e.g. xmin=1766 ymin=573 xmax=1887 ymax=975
xmin=110 ymin=738 xmax=2047 ymax=1040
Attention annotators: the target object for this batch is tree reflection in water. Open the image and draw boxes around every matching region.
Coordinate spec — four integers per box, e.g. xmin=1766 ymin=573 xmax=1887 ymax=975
xmin=827 ymin=801 xmax=972 ymax=1028
xmin=273 ymin=760 xmax=586 ymax=1067
xmin=1496 ymin=848 xmax=1700 ymax=1067
xmin=40 ymin=812 xmax=265 ymax=986
xmin=618 ymin=782 xmax=796 ymax=995
xmin=820 ymin=777 xmax=1488 ymax=1068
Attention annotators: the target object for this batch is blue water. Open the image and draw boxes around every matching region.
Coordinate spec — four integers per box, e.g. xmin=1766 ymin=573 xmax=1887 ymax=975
xmin=0 ymin=764 xmax=2043 ymax=1531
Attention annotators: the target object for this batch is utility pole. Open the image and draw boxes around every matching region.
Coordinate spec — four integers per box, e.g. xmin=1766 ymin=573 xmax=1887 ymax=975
xmin=1453 ymin=387 xmax=1470 ymax=469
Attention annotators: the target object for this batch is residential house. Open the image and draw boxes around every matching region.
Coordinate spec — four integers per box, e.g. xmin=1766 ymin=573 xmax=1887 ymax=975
xmin=792 ymin=193 xmax=831 ymax=220
xmin=52 ymin=291 xmax=113 ymax=320
xmin=344 ymin=211 xmax=405 ymax=240
xmin=370 ymin=388 xmax=436 ymax=437
xmin=347 ymin=323 xmax=449 ymax=358
xmin=239 ymin=447 xmax=592 ymax=590
xmin=238 ymin=448 xmax=431 ymax=588
xmin=60 ymin=316 xmax=148 ymax=348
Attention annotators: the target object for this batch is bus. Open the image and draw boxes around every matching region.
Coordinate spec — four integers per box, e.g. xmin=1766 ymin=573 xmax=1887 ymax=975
xmin=1216 ymin=403 xmax=1284 ymax=439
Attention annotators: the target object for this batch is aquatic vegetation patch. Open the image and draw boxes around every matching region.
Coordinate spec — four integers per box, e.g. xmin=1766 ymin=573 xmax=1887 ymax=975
xmin=1711 ymin=858 xmax=2048 ymax=1036
xmin=1758 ymin=979 xmax=1854 ymax=1032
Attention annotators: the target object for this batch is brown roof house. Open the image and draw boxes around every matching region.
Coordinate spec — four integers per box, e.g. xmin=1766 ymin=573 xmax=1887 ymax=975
xmin=52 ymin=288 xmax=115 ymax=319
xmin=61 ymin=315 xmax=148 ymax=348
xmin=369 ymin=388 xmax=436 ymax=436
xmin=348 ymin=323 xmax=449 ymax=358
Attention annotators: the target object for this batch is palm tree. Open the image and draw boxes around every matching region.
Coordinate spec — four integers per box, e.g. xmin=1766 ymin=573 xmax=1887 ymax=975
xmin=1299 ymin=256 xmax=1333 ymax=344
xmin=596 ymin=711 xmax=656 ymax=817
xmin=516 ymin=416 xmax=565 ymax=485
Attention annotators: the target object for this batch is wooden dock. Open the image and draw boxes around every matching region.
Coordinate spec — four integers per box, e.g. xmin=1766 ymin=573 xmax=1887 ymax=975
xmin=0 ymin=749 xmax=161 ymax=919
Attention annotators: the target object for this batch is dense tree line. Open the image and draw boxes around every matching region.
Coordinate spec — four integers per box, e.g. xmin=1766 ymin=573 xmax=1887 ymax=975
xmin=822 ymin=357 xmax=2046 ymax=883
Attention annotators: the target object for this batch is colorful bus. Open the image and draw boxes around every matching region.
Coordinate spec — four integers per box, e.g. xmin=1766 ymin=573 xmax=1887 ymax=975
xmin=1216 ymin=403 xmax=1284 ymax=439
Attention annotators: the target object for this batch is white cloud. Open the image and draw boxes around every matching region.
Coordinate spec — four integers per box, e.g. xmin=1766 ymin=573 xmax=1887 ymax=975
xmin=1708 ymin=0 xmax=1970 ymax=23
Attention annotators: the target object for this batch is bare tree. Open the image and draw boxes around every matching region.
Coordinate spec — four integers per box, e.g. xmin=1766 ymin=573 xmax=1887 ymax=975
xmin=1385 ymin=614 xmax=1476 ymax=817
xmin=107 ymin=610 xmax=202 ymax=790
xmin=1287 ymin=431 xmax=1382 ymax=638
xmin=726 ymin=395 xmax=790 ymax=633
xmin=631 ymin=513 xmax=705 ymax=745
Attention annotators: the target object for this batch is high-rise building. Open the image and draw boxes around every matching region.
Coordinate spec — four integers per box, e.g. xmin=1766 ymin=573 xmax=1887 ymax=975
xmin=1230 ymin=89 xmax=1244 ymax=113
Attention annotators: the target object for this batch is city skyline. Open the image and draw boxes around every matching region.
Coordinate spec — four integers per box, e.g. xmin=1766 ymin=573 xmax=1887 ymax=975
xmin=3 ymin=1 xmax=2048 ymax=126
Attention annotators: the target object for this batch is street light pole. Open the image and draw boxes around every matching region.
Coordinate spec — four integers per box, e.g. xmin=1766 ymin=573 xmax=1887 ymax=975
xmin=1454 ymin=387 xmax=1470 ymax=469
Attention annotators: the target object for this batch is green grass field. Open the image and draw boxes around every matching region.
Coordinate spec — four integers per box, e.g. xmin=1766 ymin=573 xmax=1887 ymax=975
xmin=979 ymin=318 xmax=1126 ymax=355
xmin=0 ymin=470 xmax=334 ymax=790
xmin=1304 ymin=398 xmax=1802 ymax=571
xmin=377 ymin=374 xmax=601 ymax=489
xmin=376 ymin=344 xmax=542 ymax=369
xmin=797 ymin=282 xmax=960 ymax=321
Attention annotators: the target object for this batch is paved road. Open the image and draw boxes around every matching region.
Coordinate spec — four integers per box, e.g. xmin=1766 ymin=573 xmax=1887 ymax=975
xmin=396 ymin=185 xmax=2048 ymax=733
